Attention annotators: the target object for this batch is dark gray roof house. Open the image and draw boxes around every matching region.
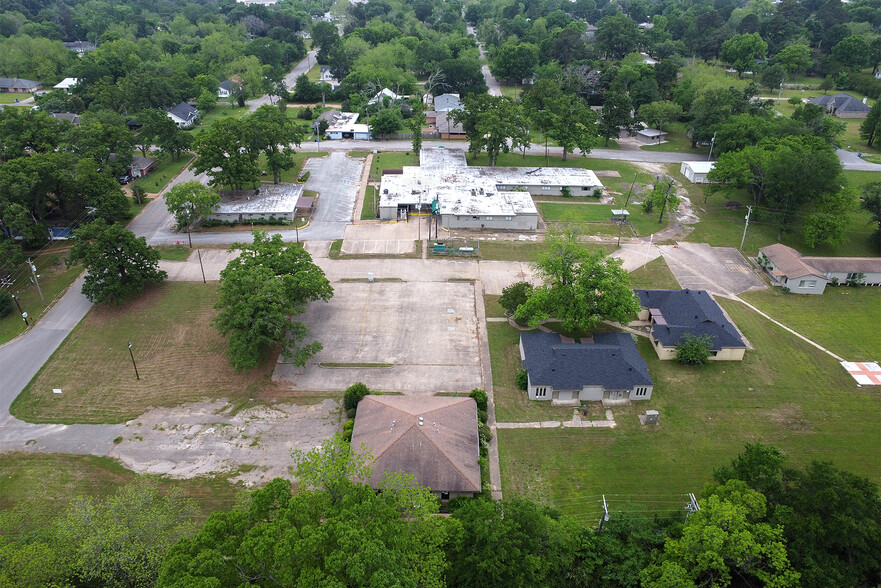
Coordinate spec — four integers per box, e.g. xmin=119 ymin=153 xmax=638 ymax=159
xmin=634 ymin=289 xmax=746 ymax=360
xmin=217 ymin=81 xmax=239 ymax=98
xmin=50 ymin=112 xmax=81 ymax=125
xmin=0 ymin=77 xmax=42 ymax=93
xmin=519 ymin=331 xmax=653 ymax=403
xmin=166 ymin=102 xmax=199 ymax=128
xmin=351 ymin=395 xmax=481 ymax=499
xmin=808 ymin=93 xmax=872 ymax=118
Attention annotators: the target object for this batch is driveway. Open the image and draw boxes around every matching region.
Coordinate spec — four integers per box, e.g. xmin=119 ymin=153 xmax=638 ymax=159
xmin=658 ymin=242 xmax=766 ymax=296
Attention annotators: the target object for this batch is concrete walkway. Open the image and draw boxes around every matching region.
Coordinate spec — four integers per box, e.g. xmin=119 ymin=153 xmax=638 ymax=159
xmin=496 ymin=409 xmax=617 ymax=429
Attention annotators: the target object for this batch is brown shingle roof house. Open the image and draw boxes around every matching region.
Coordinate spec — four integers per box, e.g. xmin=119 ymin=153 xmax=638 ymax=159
xmin=351 ymin=395 xmax=481 ymax=499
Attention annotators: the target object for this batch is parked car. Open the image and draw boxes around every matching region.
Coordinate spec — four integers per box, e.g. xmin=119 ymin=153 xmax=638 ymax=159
xmin=117 ymin=174 xmax=133 ymax=184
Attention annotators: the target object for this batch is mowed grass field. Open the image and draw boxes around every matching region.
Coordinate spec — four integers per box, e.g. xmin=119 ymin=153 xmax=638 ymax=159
xmin=11 ymin=282 xmax=281 ymax=424
xmin=498 ymin=296 xmax=881 ymax=524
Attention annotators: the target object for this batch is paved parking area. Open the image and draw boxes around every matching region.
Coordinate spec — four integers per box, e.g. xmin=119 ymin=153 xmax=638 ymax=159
xmin=658 ymin=242 xmax=766 ymax=295
xmin=273 ymin=281 xmax=482 ymax=393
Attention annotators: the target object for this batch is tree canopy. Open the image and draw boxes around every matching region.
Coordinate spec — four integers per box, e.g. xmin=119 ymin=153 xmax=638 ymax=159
xmin=213 ymin=231 xmax=333 ymax=371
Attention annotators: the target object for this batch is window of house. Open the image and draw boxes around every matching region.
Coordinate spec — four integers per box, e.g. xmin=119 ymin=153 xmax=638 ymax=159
xmin=535 ymin=387 xmax=547 ymax=398
xmin=472 ymin=216 xmax=479 ymax=220
xmin=505 ymin=216 xmax=512 ymax=221
xmin=847 ymin=272 xmax=860 ymax=280
xmin=583 ymin=186 xmax=591 ymax=190
xmin=798 ymin=280 xmax=817 ymax=288
xmin=486 ymin=216 xmax=493 ymax=221
xmin=635 ymin=387 xmax=648 ymax=397
xmin=541 ymin=186 xmax=551 ymax=191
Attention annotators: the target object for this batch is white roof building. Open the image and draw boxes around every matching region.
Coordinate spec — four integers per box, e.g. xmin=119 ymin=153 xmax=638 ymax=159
xmin=53 ymin=77 xmax=78 ymax=92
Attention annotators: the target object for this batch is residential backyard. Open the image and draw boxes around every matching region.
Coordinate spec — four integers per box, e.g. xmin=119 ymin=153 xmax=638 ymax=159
xmin=132 ymin=154 xmax=194 ymax=195
xmin=497 ymin=296 xmax=881 ymax=524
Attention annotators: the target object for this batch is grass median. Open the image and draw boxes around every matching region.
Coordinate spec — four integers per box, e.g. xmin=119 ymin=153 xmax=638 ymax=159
xmin=11 ymin=282 xmax=282 ymax=424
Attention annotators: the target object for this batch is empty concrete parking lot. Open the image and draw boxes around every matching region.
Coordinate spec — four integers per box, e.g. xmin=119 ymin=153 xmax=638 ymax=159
xmin=273 ymin=281 xmax=482 ymax=394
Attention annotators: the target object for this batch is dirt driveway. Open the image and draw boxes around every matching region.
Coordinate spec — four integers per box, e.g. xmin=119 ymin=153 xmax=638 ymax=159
xmin=658 ymin=242 xmax=766 ymax=295
xmin=273 ymin=281 xmax=482 ymax=394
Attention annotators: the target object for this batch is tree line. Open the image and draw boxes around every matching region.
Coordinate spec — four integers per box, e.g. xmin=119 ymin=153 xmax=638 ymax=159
xmin=2 ymin=439 xmax=878 ymax=588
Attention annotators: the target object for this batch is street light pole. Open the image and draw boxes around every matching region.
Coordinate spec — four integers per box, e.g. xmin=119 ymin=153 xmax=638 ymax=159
xmin=128 ymin=342 xmax=140 ymax=380
xmin=617 ymin=173 xmax=638 ymax=247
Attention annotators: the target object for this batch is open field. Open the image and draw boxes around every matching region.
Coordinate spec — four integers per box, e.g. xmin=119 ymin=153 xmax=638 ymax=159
xmin=538 ymin=201 xmax=669 ymax=237
xmin=626 ymin=256 xmax=681 ymax=290
xmin=192 ymin=104 xmax=249 ymax=129
xmin=368 ymin=151 xmax=420 ymax=181
xmin=740 ymin=287 xmax=881 ymax=360
xmin=673 ymin=165 xmax=879 ymax=257
xmin=0 ymin=253 xmax=82 ymax=345
xmin=498 ymin=298 xmax=881 ymax=523
xmin=11 ymin=282 xmax=283 ymax=424
xmin=132 ymin=154 xmax=193 ymax=195
xmin=0 ymin=93 xmax=31 ymax=104
xmin=0 ymin=453 xmax=245 ymax=532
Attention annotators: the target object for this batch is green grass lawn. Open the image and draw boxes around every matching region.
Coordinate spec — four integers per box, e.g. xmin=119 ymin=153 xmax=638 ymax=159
xmin=498 ymin=298 xmax=881 ymax=522
xmin=0 ymin=93 xmax=31 ymax=104
xmin=192 ymin=104 xmax=249 ymax=129
xmin=474 ymin=240 xmax=614 ymax=262
xmin=369 ymin=152 xmax=420 ymax=182
xmin=10 ymin=282 xmax=287 ymax=424
xmin=132 ymin=154 xmax=193 ymax=195
xmin=362 ymin=185 xmax=379 ymax=220
xmin=257 ymin=152 xmax=327 ymax=184
xmin=498 ymin=84 xmax=524 ymax=98
xmin=484 ymin=294 xmax=506 ymax=318
xmin=126 ymin=195 xmax=153 ymax=219
xmin=538 ymin=201 xmax=670 ymax=237
xmin=674 ymin=165 xmax=880 ymax=257
xmin=155 ymin=244 xmax=191 ymax=261
xmin=627 ymin=256 xmax=681 ymax=290
xmin=0 ymin=453 xmax=246 ymax=535
xmin=740 ymin=287 xmax=881 ymax=360
xmin=0 ymin=253 xmax=82 ymax=345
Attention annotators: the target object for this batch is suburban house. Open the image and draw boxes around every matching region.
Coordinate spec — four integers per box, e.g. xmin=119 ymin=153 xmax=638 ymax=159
xmin=217 ymin=81 xmax=238 ymax=99
xmin=433 ymin=111 xmax=465 ymax=138
xmin=351 ymin=395 xmax=481 ymax=500
xmin=63 ymin=41 xmax=96 ymax=53
xmin=53 ymin=77 xmax=78 ymax=93
xmin=519 ymin=331 xmax=654 ymax=403
xmin=319 ymin=67 xmax=339 ymax=89
xmin=758 ymin=243 xmax=881 ymax=293
xmin=807 ymin=93 xmax=872 ymax=118
xmin=0 ymin=77 xmax=41 ymax=93
xmin=378 ymin=147 xmax=604 ymax=230
xmin=680 ymin=161 xmax=716 ymax=183
xmin=50 ymin=112 xmax=81 ymax=126
xmin=129 ymin=155 xmax=158 ymax=178
xmin=433 ymin=93 xmax=463 ymax=112
xmin=206 ymin=183 xmax=303 ymax=223
xmin=634 ymin=289 xmax=747 ymax=361
xmin=325 ymin=111 xmax=371 ymax=140
xmin=636 ymin=128 xmax=668 ymax=144
xmin=368 ymin=88 xmax=403 ymax=106
xmin=165 ymin=102 xmax=199 ymax=128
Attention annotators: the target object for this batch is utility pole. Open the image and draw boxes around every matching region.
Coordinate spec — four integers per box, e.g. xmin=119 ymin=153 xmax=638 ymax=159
xmin=598 ymin=495 xmax=610 ymax=532
xmin=128 ymin=342 xmax=140 ymax=380
xmin=197 ymin=249 xmax=206 ymax=283
xmin=707 ymin=131 xmax=717 ymax=161
xmin=685 ymin=493 xmax=700 ymax=522
xmin=617 ymin=173 xmax=638 ymax=247
xmin=739 ymin=205 xmax=753 ymax=251
xmin=12 ymin=293 xmax=27 ymax=325
xmin=658 ymin=180 xmax=674 ymax=224
xmin=27 ymin=258 xmax=43 ymax=303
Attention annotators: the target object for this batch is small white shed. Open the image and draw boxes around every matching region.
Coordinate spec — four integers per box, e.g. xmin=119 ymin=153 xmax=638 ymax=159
xmin=680 ymin=161 xmax=715 ymax=184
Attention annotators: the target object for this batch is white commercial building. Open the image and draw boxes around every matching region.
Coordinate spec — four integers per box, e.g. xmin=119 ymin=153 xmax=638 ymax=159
xmin=378 ymin=148 xmax=604 ymax=230
xmin=207 ymin=183 xmax=303 ymax=223
xmin=325 ymin=112 xmax=371 ymax=140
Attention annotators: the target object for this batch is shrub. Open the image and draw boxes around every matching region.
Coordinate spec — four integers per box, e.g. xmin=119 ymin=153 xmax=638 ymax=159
xmin=593 ymin=188 xmax=603 ymax=198
xmin=298 ymin=171 xmax=310 ymax=183
xmin=675 ymin=333 xmax=715 ymax=366
xmin=469 ymin=388 xmax=488 ymax=413
xmin=561 ymin=186 xmax=572 ymax=198
xmin=478 ymin=421 xmax=493 ymax=444
xmin=298 ymin=106 xmax=313 ymax=120
xmin=477 ymin=409 xmax=488 ymax=425
xmin=343 ymin=382 xmax=371 ymax=412
xmin=342 ymin=418 xmax=354 ymax=441
xmin=515 ymin=369 xmax=528 ymax=390
xmin=499 ymin=281 xmax=533 ymax=315
xmin=0 ymin=290 xmax=13 ymax=318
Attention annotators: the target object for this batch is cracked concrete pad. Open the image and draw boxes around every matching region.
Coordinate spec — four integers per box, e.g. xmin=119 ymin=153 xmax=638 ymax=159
xmin=109 ymin=398 xmax=340 ymax=486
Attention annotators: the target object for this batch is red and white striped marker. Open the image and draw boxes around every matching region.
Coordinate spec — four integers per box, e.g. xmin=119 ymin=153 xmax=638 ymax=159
xmin=841 ymin=361 xmax=881 ymax=386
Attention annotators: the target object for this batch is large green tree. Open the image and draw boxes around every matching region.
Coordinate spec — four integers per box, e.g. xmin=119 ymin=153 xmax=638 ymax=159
xmin=247 ymin=105 xmax=304 ymax=184
xmin=490 ymin=42 xmax=539 ymax=83
xmin=514 ymin=229 xmax=641 ymax=332
xmin=637 ymin=100 xmax=683 ymax=132
xmin=596 ymin=13 xmax=640 ymax=58
xmin=67 ymin=220 xmax=166 ymax=304
xmin=860 ymin=182 xmax=881 ymax=251
xmin=213 ymin=231 xmax=333 ymax=371
xmin=859 ymin=103 xmax=881 ymax=147
xmin=598 ymin=91 xmax=633 ymax=148
xmin=451 ymin=95 xmax=529 ymax=166
xmin=192 ymin=118 xmax=260 ymax=190
xmin=522 ymin=79 xmax=597 ymax=161
xmin=164 ymin=181 xmax=220 ymax=231
xmin=721 ymin=33 xmax=768 ymax=77
xmin=802 ymin=187 xmax=858 ymax=248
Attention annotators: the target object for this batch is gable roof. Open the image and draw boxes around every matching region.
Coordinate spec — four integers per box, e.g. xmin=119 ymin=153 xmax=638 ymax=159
xmin=219 ymin=81 xmax=236 ymax=92
xmin=634 ymin=289 xmax=746 ymax=350
xmin=53 ymin=77 xmax=78 ymax=90
xmin=808 ymin=93 xmax=871 ymax=114
xmin=433 ymin=93 xmax=462 ymax=112
xmin=167 ymin=102 xmax=199 ymax=122
xmin=761 ymin=243 xmax=881 ymax=277
xmin=50 ymin=112 xmax=80 ymax=125
xmin=521 ymin=331 xmax=653 ymax=390
xmin=760 ymin=243 xmax=828 ymax=279
xmin=351 ymin=396 xmax=480 ymax=494
xmin=368 ymin=88 xmax=402 ymax=105
xmin=0 ymin=77 xmax=41 ymax=90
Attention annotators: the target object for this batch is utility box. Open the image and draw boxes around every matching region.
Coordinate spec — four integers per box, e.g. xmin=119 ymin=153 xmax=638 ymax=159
xmin=644 ymin=410 xmax=659 ymax=425
xmin=433 ymin=242 xmax=445 ymax=253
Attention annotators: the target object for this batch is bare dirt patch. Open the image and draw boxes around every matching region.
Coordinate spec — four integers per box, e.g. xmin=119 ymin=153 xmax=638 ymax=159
xmin=111 ymin=398 xmax=341 ymax=486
